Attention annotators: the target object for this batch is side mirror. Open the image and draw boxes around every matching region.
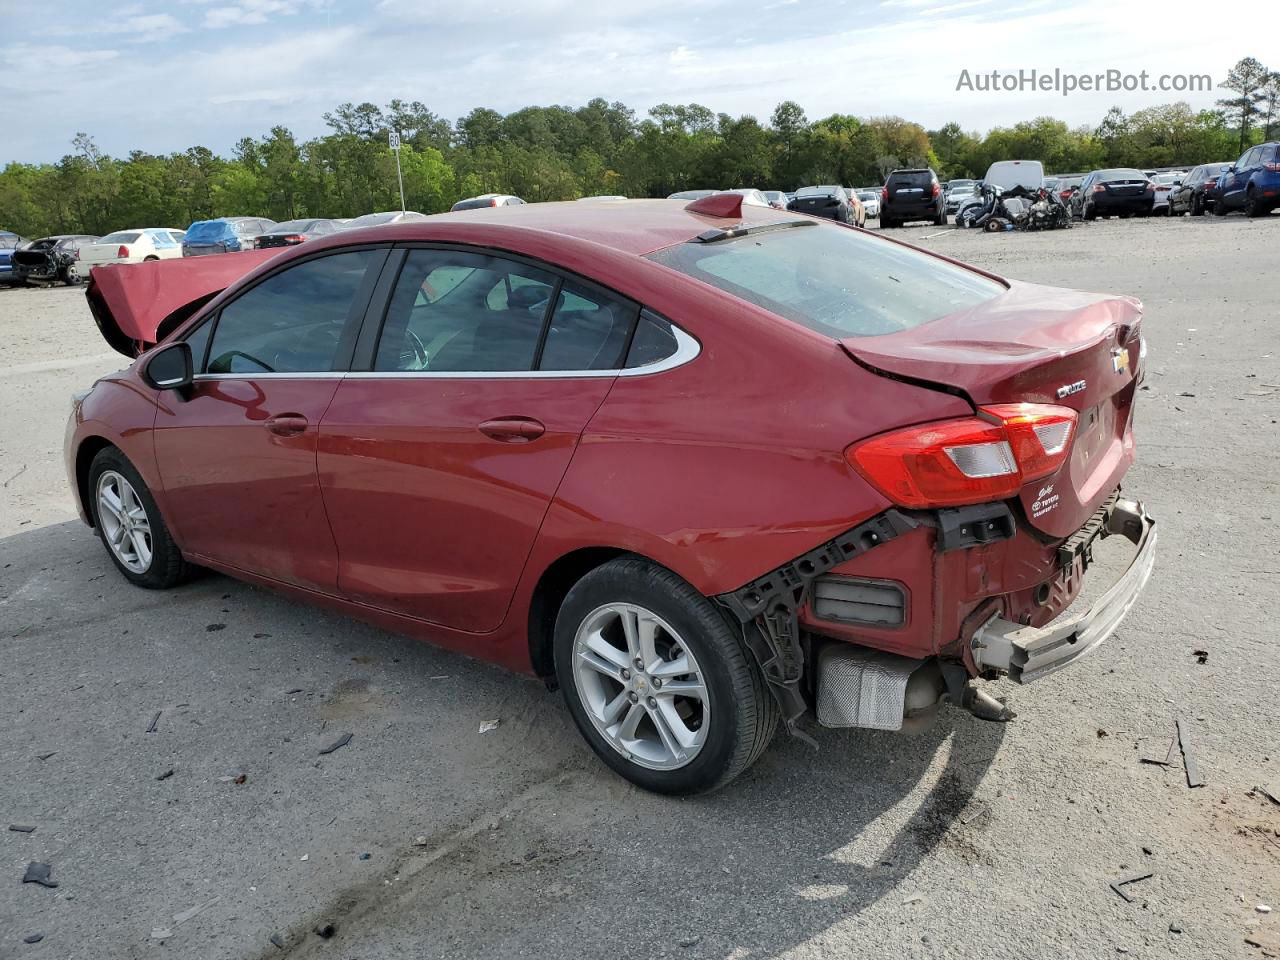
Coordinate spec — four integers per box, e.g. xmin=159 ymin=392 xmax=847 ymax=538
xmin=1227 ymin=165 xmax=1236 ymax=172
xmin=143 ymin=341 xmax=193 ymax=391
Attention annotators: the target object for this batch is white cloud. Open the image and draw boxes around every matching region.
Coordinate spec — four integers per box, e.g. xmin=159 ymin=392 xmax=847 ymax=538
xmin=0 ymin=43 xmax=120 ymax=72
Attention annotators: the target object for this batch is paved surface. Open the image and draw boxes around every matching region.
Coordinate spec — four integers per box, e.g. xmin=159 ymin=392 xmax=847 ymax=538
xmin=1 ymin=212 xmax=1278 ymax=959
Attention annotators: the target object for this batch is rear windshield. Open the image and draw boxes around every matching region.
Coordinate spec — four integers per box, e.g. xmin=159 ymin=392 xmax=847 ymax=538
xmin=648 ymin=223 xmax=1004 ymax=339
xmin=347 ymin=212 xmax=399 ymax=227
xmin=269 ymin=219 xmax=317 ymax=233
xmin=1096 ymin=169 xmax=1145 ymax=181
xmin=99 ymin=231 xmax=141 ymax=244
xmin=185 ymin=221 xmax=233 ymax=241
xmin=887 ymin=171 xmax=932 ymax=187
xmin=795 ymin=185 xmax=839 ymax=197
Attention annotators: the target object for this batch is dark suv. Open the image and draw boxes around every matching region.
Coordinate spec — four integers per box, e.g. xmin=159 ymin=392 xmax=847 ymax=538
xmin=1215 ymin=142 xmax=1279 ymax=218
xmin=880 ymin=168 xmax=946 ymax=227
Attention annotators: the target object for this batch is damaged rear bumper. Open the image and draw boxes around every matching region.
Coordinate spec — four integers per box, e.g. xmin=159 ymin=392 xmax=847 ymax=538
xmin=970 ymin=498 xmax=1156 ymax=683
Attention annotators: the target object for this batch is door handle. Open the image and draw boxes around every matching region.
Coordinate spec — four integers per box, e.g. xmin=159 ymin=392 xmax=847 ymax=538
xmin=478 ymin=417 xmax=545 ymax=443
xmin=266 ymin=414 xmax=308 ymax=437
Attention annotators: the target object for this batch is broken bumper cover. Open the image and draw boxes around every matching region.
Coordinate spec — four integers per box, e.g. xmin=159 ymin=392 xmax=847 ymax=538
xmin=971 ymin=498 xmax=1156 ymax=683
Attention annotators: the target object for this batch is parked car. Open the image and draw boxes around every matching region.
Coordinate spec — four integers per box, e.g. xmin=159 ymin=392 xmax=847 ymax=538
xmin=1150 ymin=173 xmax=1182 ymax=214
xmin=71 ymin=195 xmax=1155 ymax=794
xmin=255 ymin=219 xmax=343 ymax=249
xmin=856 ymin=190 xmax=880 ymax=218
xmin=787 ymin=185 xmax=858 ymax=224
xmin=77 ymin=228 xmax=185 ymax=275
xmin=1215 ymin=142 xmax=1279 ymax=217
xmin=954 ymin=161 xmax=1046 ymax=227
xmin=10 ymin=235 xmax=100 ymax=285
xmin=182 ymin=218 xmax=276 ymax=257
xmin=0 ymin=230 xmax=29 ymax=285
xmin=1071 ymin=169 xmax=1155 ymax=220
xmin=1168 ymin=163 xmax=1233 ymax=216
xmin=667 ymin=190 xmax=718 ymax=202
xmin=944 ymin=179 xmax=978 ymax=214
xmin=880 ymin=168 xmax=946 ymax=227
xmin=760 ymin=190 xmax=788 ymax=210
xmin=1055 ymin=176 xmax=1084 ymax=206
xmin=450 ymin=195 xmax=524 ymax=211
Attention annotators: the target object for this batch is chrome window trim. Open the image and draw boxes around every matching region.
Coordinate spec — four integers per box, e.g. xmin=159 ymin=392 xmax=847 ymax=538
xmin=193 ymin=372 xmax=348 ymax=381
xmin=344 ymin=324 xmax=701 ymax=380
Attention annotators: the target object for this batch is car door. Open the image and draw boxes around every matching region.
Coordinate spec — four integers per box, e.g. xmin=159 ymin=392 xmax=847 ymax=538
xmin=153 ymin=247 xmax=387 ymax=591
xmin=1224 ymin=148 xmax=1257 ymax=209
xmin=317 ymin=246 xmax=639 ymax=633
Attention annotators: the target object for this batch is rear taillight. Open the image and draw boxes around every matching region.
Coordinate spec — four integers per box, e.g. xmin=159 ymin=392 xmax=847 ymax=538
xmin=73 ymin=249 xmax=80 ymax=260
xmin=881 ymin=186 xmax=888 ymax=202
xmin=846 ymin=403 xmax=1078 ymax=508
xmin=1093 ymin=184 xmax=1107 ymax=193
xmin=931 ymin=182 xmax=941 ymax=198
xmin=117 ymin=245 xmax=130 ymax=258
xmin=1264 ymin=162 xmax=1280 ymax=172
xmin=1144 ymin=181 xmax=1154 ymax=192
xmin=489 ymin=198 xmax=498 ymax=206
xmin=284 ymin=234 xmax=306 ymax=244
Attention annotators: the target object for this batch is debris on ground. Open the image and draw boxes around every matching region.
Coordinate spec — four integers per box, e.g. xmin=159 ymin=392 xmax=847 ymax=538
xmin=1169 ymin=922 xmax=1183 ymax=934
xmin=1109 ymin=871 xmax=1153 ymax=903
xmin=22 ymin=863 xmax=57 ymax=888
xmin=150 ymin=927 xmax=172 ymax=940
xmin=319 ymin=732 xmax=353 ymax=755
xmin=205 ymin=623 xmax=226 ymax=632
xmin=1176 ymin=718 xmax=1206 ymax=787
xmin=313 ymin=922 xmax=337 ymax=939
xmin=35 ymin=752 xmax=56 ymax=761
xmin=300 ymin=854 xmax=309 ymax=862
xmin=9 ymin=824 xmax=36 ymax=833
xmin=233 ymin=774 xmax=247 ymax=785
xmin=285 ymin=688 xmax=304 ymax=694
xmin=902 ymin=893 xmax=926 ymax=905
xmin=678 ymin=936 xmax=702 ymax=948
xmin=359 ymin=852 xmax=371 ymax=860
xmin=413 ymin=836 xmax=429 ymax=846
xmin=1259 ymin=904 xmax=1274 ymax=914
xmin=172 ymin=896 xmax=219 ymax=925
xmin=156 ymin=769 xmax=174 ymax=781
xmin=146 ymin=710 xmax=161 ymax=733
xmin=960 ymin=802 xmax=988 ymax=825
xmin=269 ymin=932 xmax=285 ymax=949
xmin=1193 ymin=649 xmax=1209 ymax=664
xmin=1097 ymin=728 xmax=1109 ymax=738
xmin=479 ymin=719 xmax=501 ymax=734
xmin=1256 ymin=784 xmax=1280 ymax=806
xmin=23 ymin=933 xmax=43 ymax=944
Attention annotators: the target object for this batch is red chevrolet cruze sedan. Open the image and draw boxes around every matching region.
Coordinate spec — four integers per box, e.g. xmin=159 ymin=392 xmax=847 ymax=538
xmin=68 ymin=195 xmax=1156 ymax=794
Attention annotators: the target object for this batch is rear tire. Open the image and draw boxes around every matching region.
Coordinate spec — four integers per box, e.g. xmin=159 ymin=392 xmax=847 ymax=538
xmin=935 ymin=209 xmax=948 ymax=226
xmin=1245 ymin=189 xmax=1266 ymax=218
xmin=1191 ymin=194 xmax=1203 ymax=216
xmin=1083 ymin=202 xmax=1096 ymax=221
xmin=553 ymin=557 xmax=777 ymax=795
xmin=1214 ymin=198 xmax=1227 ymax=216
xmin=88 ymin=447 xmax=189 ymax=589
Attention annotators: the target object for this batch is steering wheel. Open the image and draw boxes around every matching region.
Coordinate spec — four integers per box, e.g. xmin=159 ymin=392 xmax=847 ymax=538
xmin=401 ymin=330 xmax=429 ymax=370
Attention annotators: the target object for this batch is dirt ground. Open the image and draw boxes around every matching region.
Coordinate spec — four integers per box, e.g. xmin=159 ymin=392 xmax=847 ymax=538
xmin=1 ymin=212 xmax=1278 ymax=959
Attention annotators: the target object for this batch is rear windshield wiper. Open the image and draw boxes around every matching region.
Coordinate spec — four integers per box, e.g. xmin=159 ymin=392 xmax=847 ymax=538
xmin=692 ymin=220 xmax=816 ymax=244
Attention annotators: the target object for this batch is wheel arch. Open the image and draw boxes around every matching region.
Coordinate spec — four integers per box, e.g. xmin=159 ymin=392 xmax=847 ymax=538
xmin=526 ymin=546 xmax=636 ymax=679
xmin=74 ymin=435 xmax=117 ymax=527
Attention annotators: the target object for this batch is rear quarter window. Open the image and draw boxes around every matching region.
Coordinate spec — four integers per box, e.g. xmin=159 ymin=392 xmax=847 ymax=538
xmin=647 ymin=223 xmax=1004 ymax=339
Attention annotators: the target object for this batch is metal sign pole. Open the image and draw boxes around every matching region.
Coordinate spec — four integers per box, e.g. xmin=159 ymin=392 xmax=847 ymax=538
xmin=389 ymin=130 xmax=406 ymax=213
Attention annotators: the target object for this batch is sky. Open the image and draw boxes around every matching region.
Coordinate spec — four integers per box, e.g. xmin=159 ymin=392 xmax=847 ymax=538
xmin=0 ymin=0 xmax=1257 ymax=163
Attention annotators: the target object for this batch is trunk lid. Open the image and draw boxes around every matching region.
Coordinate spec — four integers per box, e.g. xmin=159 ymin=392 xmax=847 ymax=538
xmin=842 ymin=280 xmax=1142 ymax=538
xmin=790 ymin=195 xmax=843 ymax=215
xmin=85 ymin=248 xmax=281 ymax=357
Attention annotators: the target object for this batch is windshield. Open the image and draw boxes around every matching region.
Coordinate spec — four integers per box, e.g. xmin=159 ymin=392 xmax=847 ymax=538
xmin=98 ymin=232 xmax=141 ymax=244
xmin=648 ymin=223 xmax=1004 ymax=339
xmin=185 ymin=221 xmax=233 ymax=241
xmin=347 ymin=212 xmax=400 ymax=227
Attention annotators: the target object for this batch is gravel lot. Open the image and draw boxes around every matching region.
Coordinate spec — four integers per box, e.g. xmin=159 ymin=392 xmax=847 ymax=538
xmin=1 ymin=213 xmax=1278 ymax=959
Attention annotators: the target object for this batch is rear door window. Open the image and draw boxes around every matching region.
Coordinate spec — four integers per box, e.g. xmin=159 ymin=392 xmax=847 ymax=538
xmin=539 ymin=281 xmax=637 ymax=371
xmin=204 ymin=250 xmax=375 ymax=374
xmin=374 ymin=250 xmax=557 ymax=372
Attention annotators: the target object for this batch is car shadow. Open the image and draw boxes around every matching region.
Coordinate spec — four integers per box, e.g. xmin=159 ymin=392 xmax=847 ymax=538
xmin=0 ymin=519 xmax=1005 ymax=960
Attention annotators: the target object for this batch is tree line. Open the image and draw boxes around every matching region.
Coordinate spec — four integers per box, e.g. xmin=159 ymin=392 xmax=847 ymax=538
xmin=1 ymin=55 xmax=1276 ymax=238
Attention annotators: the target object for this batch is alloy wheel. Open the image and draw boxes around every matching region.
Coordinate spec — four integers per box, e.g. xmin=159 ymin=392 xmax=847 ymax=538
xmin=97 ymin=470 xmax=153 ymax=573
xmin=570 ymin=602 xmax=709 ymax=770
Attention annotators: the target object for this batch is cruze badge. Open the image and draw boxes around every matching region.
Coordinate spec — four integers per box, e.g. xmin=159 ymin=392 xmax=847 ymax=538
xmin=1056 ymin=380 xmax=1087 ymax=399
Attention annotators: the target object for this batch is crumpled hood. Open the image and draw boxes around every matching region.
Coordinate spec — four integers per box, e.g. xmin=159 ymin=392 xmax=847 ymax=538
xmin=85 ymin=249 xmax=280 ymax=356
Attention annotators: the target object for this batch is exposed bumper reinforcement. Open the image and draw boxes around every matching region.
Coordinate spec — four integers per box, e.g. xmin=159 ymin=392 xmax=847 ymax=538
xmin=971 ymin=498 xmax=1156 ymax=683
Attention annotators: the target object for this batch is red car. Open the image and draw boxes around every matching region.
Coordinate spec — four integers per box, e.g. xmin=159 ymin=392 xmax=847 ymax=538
xmin=68 ymin=194 xmax=1156 ymax=794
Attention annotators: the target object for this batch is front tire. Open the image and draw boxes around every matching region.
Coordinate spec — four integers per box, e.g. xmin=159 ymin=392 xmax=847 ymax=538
xmin=88 ymin=447 xmax=189 ymax=589
xmin=553 ymin=557 xmax=777 ymax=795
xmin=1191 ymin=194 xmax=1204 ymax=216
